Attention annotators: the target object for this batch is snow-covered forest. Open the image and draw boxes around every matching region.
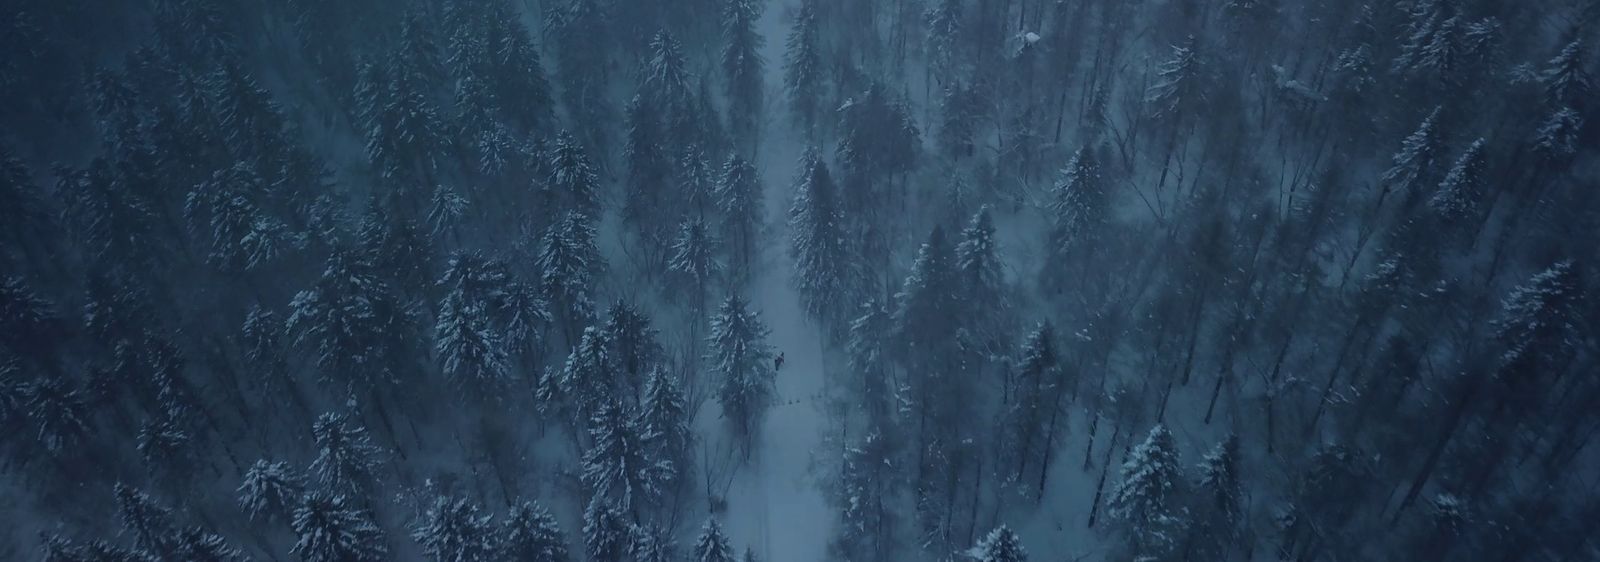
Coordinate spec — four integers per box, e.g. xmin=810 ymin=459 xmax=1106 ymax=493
xmin=1 ymin=0 xmax=1599 ymax=560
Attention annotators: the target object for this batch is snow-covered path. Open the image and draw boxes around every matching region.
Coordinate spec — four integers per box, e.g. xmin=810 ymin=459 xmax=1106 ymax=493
xmin=711 ymin=4 xmax=837 ymax=559
xmin=719 ymin=252 xmax=832 ymax=562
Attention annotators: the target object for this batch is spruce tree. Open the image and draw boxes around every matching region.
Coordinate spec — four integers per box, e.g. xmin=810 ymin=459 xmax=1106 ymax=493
xmin=1107 ymin=424 xmax=1187 ymax=560
xmin=291 ymin=493 xmax=388 ymax=562
xmin=411 ymin=496 xmax=498 ymax=562
xmin=707 ymin=294 xmax=775 ymax=452
xmin=693 ymin=518 xmax=736 ymax=562
xmin=502 ymin=501 xmax=570 ymax=562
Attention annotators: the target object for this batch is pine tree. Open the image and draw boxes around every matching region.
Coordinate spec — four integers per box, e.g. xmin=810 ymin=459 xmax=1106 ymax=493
xmin=669 ymin=217 xmax=723 ymax=317
xmin=1048 ymin=148 xmax=1105 ymax=271
xmin=502 ymin=501 xmax=570 ymax=562
xmin=0 ymin=146 xmax=51 ymax=267
xmin=115 ymin=483 xmax=180 ymax=557
xmin=1427 ymin=138 xmax=1487 ymax=226
xmin=183 ymin=163 xmax=295 ymax=272
xmin=411 ymin=496 xmax=498 ymax=562
xmin=310 ymin=411 xmax=385 ymax=497
xmin=291 ymin=493 xmax=388 ymax=562
xmin=22 ymin=377 xmax=92 ymax=456
xmin=356 ymin=205 xmax=435 ymax=295
xmin=582 ymin=399 xmax=672 ymax=514
xmin=956 ymin=206 xmax=1011 ymax=358
xmin=835 ymin=84 xmax=920 ymax=213
xmin=1107 ymin=424 xmax=1187 ymax=560
xmin=1541 ymin=39 xmax=1591 ymax=111
xmin=1377 ymin=108 xmax=1444 ymax=207
xmin=436 ymin=253 xmax=512 ymax=398
xmin=546 ymin=326 xmax=618 ymax=427
xmin=1146 ymin=37 xmax=1206 ymax=119
xmin=722 ymin=0 xmax=765 ymax=150
xmin=1495 ymin=261 xmax=1582 ymax=384
xmin=716 ymin=154 xmax=762 ymax=284
xmin=894 ymin=227 xmax=961 ymax=365
xmin=783 ymin=0 xmax=824 ymax=135
xmin=847 ymin=301 xmax=895 ymax=423
xmin=582 ymin=499 xmax=631 ymax=562
xmin=643 ymin=31 xmax=693 ymax=137
xmin=1190 ymin=434 xmax=1243 ymax=560
xmin=1533 ymin=106 xmax=1584 ymax=161
xmin=365 ymin=50 xmax=447 ymax=195
xmin=788 ymin=151 xmax=852 ymax=328
xmin=623 ymin=94 xmax=672 ymax=252
xmin=969 ymin=526 xmax=1027 ymax=562
xmin=924 ymin=0 xmax=963 ymax=87
xmin=171 ymin=527 xmax=246 ymax=562
xmin=1004 ymin=323 xmax=1064 ymax=493
xmin=287 ymin=250 xmax=414 ymax=389
xmin=707 ymin=294 xmax=775 ymax=451
xmin=206 ymin=61 xmax=288 ymax=165
xmin=602 ymin=301 xmax=663 ymax=397
xmin=678 ymin=146 xmax=716 ymax=220
xmin=550 ymin=0 xmax=614 ymax=148
xmin=483 ymin=3 xmax=555 ymax=134
xmin=238 ymin=459 xmax=304 ymax=522
xmin=638 ymin=367 xmax=692 ymax=471
xmin=548 ymin=131 xmax=602 ymax=219
xmin=830 ymin=430 xmax=898 ymax=561
xmin=536 ymin=212 xmax=604 ymax=347
xmin=693 ymin=518 xmax=736 ymax=562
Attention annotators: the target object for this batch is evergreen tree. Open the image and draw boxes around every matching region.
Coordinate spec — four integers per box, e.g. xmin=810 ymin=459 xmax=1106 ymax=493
xmin=550 ymin=0 xmax=614 ymax=148
xmin=502 ymin=501 xmax=570 ymax=562
xmin=788 ymin=151 xmax=851 ymax=328
xmin=707 ymin=294 xmax=775 ymax=451
xmin=436 ymin=253 xmax=512 ymax=398
xmin=717 ymin=154 xmax=763 ymax=283
xmin=847 ymin=301 xmax=895 ymax=423
xmin=291 ymin=493 xmax=388 ymax=562
xmin=1377 ymin=108 xmax=1444 ymax=207
xmin=1047 ymin=148 xmax=1106 ymax=272
xmin=309 ymin=411 xmax=385 ymax=497
xmin=536 ymin=212 xmax=604 ymax=347
xmin=955 ymin=206 xmax=1011 ymax=358
xmin=1107 ymin=424 xmax=1187 ymax=560
xmin=722 ymin=0 xmax=765 ymax=151
xmin=830 ymin=430 xmax=898 ymax=561
xmin=669 ymin=217 xmax=722 ymax=317
xmin=602 ymin=301 xmax=664 ymax=397
xmin=1541 ymin=38 xmax=1591 ymax=111
xmin=783 ymin=0 xmax=824 ymax=136
xmin=582 ymin=399 xmax=672 ymax=514
xmin=115 ymin=484 xmax=180 ymax=557
xmin=1003 ymin=323 xmax=1065 ymax=493
xmin=582 ymin=499 xmax=631 ymax=562
xmin=172 ymin=527 xmax=247 ymax=562
xmin=1533 ymin=106 xmax=1584 ymax=162
xmin=238 ymin=459 xmax=304 ymax=523
xmin=693 ymin=518 xmax=736 ymax=562
xmin=638 ymin=367 xmax=692 ymax=470
xmin=287 ymin=250 xmax=414 ymax=389
xmin=1190 ymin=434 xmax=1243 ymax=560
xmin=544 ymin=326 xmax=617 ymax=427
xmin=411 ymin=496 xmax=498 ymax=562
xmin=969 ymin=526 xmax=1027 ymax=562
xmin=1146 ymin=37 xmax=1207 ymax=120
xmin=548 ymin=131 xmax=602 ymax=219
xmin=1427 ymin=138 xmax=1487 ymax=227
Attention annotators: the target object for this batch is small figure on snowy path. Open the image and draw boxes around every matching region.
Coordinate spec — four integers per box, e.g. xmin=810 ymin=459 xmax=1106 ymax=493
xmin=774 ymin=352 xmax=785 ymax=372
